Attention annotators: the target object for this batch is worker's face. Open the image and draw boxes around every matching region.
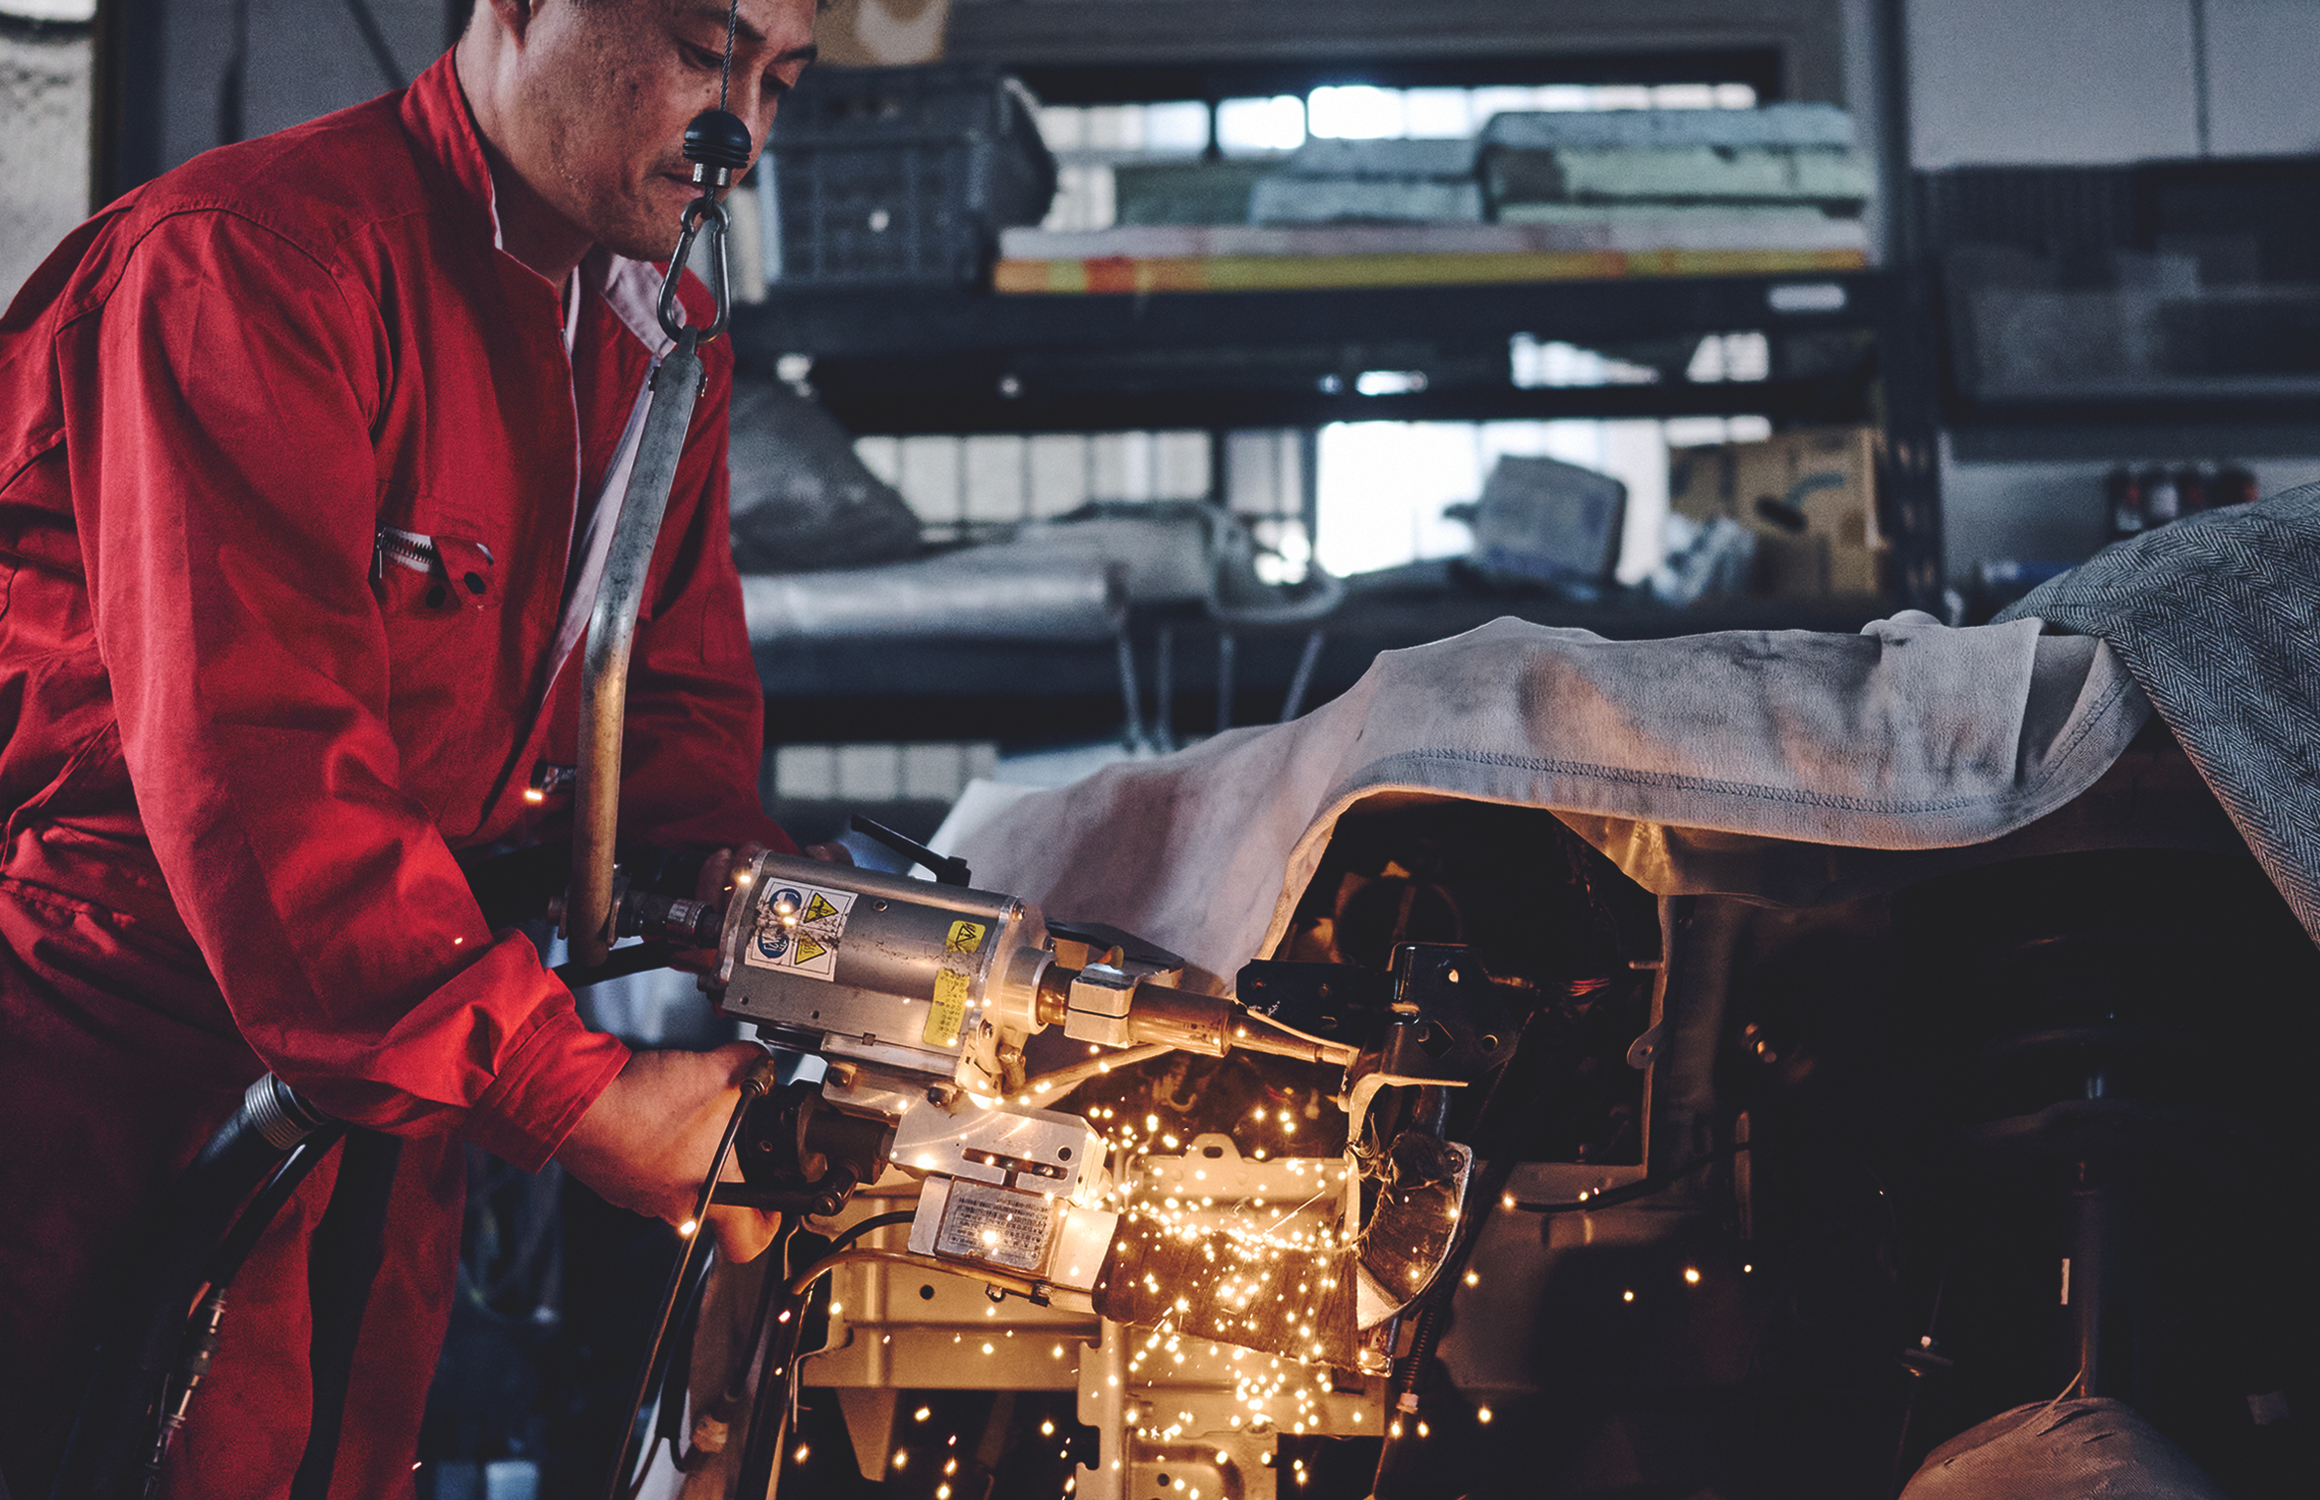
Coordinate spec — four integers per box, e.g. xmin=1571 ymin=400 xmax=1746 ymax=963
xmin=502 ymin=0 xmax=817 ymax=262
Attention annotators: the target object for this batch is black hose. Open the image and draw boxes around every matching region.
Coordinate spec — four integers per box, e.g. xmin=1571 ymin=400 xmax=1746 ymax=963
xmin=554 ymin=941 xmax=675 ymax=990
xmin=51 ymin=1077 xmax=331 ymax=1500
xmin=203 ymin=1128 xmax=350 ymax=1288
xmin=826 ymin=1211 xmax=914 ymax=1255
xmin=647 ymin=1240 xmax=725 ymax=1461
xmin=457 ymin=838 xmax=707 ymax=942
xmin=288 ymin=1130 xmax=403 ymax=1500
xmin=131 ymin=1132 xmax=350 ymax=1497
xmin=724 ymin=1210 xmax=915 ymax=1498
xmin=731 ymin=1262 xmax=816 ymax=1500
xmin=653 ymin=1208 xmax=913 ymax=1485
xmin=600 ymin=1059 xmax=775 ymax=1500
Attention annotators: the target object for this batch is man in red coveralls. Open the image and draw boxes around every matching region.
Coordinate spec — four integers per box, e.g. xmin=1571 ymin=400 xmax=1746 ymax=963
xmin=0 ymin=2 xmax=823 ymax=1494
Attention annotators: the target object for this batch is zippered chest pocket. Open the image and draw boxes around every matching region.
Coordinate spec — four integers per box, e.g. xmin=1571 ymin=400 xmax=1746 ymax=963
xmin=371 ymin=523 xmax=504 ymax=687
xmin=373 ymin=526 xmax=497 ymax=613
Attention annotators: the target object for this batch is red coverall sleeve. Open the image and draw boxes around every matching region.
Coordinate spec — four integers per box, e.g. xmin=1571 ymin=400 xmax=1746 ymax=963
xmin=65 ymin=213 xmax=626 ymax=1171
xmin=618 ymin=345 xmax=794 ymax=857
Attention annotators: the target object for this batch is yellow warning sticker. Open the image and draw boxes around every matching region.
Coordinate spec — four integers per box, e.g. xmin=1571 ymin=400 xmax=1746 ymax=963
xmin=741 ymin=882 xmax=854 ymax=981
xmin=945 ymin=920 xmax=987 ymax=955
xmin=924 ymin=969 xmax=970 ymax=1048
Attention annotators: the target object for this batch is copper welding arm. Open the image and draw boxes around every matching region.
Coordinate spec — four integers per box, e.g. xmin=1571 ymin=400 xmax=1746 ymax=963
xmin=1123 ymin=982 xmax=1231 ymax=1055
xmin=1126 ymin=982 xmax=1359 ymax=1067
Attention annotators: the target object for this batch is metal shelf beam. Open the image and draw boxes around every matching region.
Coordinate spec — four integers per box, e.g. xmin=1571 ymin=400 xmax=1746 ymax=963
xmin=806 ymin=375 xmax=1873 ymax=436
xmin=734 ymin=272 xmax=1889 ymax=365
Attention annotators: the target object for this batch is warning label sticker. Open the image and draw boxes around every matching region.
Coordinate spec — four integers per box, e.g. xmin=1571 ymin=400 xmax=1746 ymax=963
xmin=944 ymin=920 xmax=987 ymax=955
xmin=937 ymin=1180 xmax=1054 ymax=1272
xmin=923 ymin=969 xmax=970 ymax=1049
xmin=741 ymin=883 xmax=856 ymax=981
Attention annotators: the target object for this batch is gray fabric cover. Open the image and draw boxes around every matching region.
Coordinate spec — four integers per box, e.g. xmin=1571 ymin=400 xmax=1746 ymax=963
xmin=944 ymin=612 xmax=2152 ymax=990
xmin=1998 ymin=482 xmax=2320 ymax=945
xmin=1901 ymin=1398 xmax=2226 ymax=1500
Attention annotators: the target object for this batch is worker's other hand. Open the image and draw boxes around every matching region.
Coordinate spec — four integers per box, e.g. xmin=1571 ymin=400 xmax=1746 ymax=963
xmin=555 ymin=1042 xmax=780 ymax=1263
xmin=667 ymin=841 xmax=770 ymax=975
xmin=672 ymin=837 xmax=850 ymax=975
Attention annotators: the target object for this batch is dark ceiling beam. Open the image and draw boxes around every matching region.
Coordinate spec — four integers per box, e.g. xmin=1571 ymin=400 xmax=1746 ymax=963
xmin=947 ymin=0 xmax=1851 ymax=106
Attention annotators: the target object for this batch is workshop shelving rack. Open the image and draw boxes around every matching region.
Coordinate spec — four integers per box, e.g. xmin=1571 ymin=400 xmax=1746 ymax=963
xmin=730 ymin=263 xmax=1942 ymax=745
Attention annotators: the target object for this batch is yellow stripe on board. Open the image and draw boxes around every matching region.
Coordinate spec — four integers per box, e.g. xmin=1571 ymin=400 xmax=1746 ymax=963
xmin=993 ymin=247 xmax=1865 ymax=295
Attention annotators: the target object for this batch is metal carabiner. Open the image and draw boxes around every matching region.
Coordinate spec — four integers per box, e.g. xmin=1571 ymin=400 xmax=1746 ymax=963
xmin=656 ymin=193 xmax=732 ymax=345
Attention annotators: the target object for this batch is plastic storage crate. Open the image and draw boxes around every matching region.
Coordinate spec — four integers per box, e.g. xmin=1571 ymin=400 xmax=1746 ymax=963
xmin=761 ymin=64 xmax=1057 ymax=288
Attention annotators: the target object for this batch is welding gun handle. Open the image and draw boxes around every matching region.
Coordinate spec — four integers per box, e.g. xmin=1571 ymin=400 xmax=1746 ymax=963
xmin=849 ymin=815 xmax=971 ymax=886
xmin=615 ymin=890 xmax=724 ymax=947
xmin=710 ymin=1178 xmax=858 ymax=1219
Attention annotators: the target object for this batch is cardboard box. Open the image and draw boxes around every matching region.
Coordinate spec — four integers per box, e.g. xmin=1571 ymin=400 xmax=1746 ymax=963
xmin=1667 ymin=426 xmax=1886 ymax=598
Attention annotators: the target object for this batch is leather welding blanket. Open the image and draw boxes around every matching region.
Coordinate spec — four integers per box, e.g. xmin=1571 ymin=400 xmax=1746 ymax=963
xmin=941 ymin=609 xmax=2173 ymax=992
xmin=1995 ymin=481 xmax=2320 ymax=949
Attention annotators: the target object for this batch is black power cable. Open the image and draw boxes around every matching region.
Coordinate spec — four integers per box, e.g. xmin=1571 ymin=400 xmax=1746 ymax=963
xmin=716 ymin=1211 xmax=920 ymax=1498
xmin=648 ymin=1210 xmax=919 ymax=1490
xmin=288 ymin=1130 xmax=404 ymax=1500
xmin=138 ymin=1128 xmax=351 ymax=1497
xmin=600 ymin=1050 xmax=776 ymax=1500
xmin=52 ymin=1079 xmax=333 ymax=1500
xmin=824 ymin=1210 xmax=915 ymax=1256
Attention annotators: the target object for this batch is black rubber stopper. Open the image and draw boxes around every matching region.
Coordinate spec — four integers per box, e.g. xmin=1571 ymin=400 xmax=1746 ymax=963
xmin=683 ymin=108 xmax=753 ymax=171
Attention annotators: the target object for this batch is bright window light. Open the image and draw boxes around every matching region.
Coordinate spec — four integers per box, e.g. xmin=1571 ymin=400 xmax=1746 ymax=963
xmin=1141 ymin=101 xmax=1213 ymax=154
xmin=1354 ymin=369 xmax=1429 ymax=396
xmin=1510 ymin=334 xmax=1659 ymax=389
xmin=1401 ymin=88 xmax=1476 ymax=138
xmin=1685 ymin=331 xmax=1771 ymax=384
xmin=1665 ymin=414 xmax=1771 ymax=449
xmin=1252 ymin=518 xmax=1312 ymax=585
xmin=1077 ymin=104 xmax=1149 ymax=153
xmin=1591 ymin=84 xmax=1656 ymax=111
xmin=1468 ymin=86 xmax=1547 ymax=120
xmin=1036 ymin=106 xmax=1087 ymax=153
xmin=1315 ymin=422 xmax=1483 ymax=576
xmin=1317 ymin=419 xmax=1677 ymax=584
xmin=1217 ymin=95 xmax=1306 ymax=154
xmin=1307 ymin=85 xmax=1407 ymax=140
xmin=1531 ymin=84 xmax=1598 ymax=113
xmin=1650 ymin=83 xmax=1719 ymax=110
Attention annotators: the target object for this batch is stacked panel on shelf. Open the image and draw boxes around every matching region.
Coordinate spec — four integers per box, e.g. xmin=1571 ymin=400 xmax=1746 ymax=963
xmin=997 ymin=102 xmax=1872 ymax=295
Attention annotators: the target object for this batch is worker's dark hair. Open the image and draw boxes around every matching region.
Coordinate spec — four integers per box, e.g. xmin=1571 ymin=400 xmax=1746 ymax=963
xmin=462 ymin=0 xmax=839 ymax=33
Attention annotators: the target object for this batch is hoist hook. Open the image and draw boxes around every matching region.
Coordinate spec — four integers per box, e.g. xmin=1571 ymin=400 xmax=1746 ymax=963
xmin=658 ymin=196 xmax=732 ymax=344
xmin=656 ymin=106 xmax=754 ymax=345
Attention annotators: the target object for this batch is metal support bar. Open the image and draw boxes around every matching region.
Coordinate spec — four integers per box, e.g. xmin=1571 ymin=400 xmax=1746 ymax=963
xmin=573 ymin=331 xmax=707 ymax=966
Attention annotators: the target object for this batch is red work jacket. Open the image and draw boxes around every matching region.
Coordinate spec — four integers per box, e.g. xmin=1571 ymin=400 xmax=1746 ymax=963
xmin=0 ymin=51 xmax=787 ymax=1496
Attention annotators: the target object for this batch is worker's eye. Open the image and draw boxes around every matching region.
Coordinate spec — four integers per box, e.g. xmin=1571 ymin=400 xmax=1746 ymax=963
xmin=682 ymin=42 xmax=724 ymax=72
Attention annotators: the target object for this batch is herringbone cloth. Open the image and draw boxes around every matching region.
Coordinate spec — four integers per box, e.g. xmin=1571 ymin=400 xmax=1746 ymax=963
xmin=1998 ymin=481 xmax=2320 ymax=945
